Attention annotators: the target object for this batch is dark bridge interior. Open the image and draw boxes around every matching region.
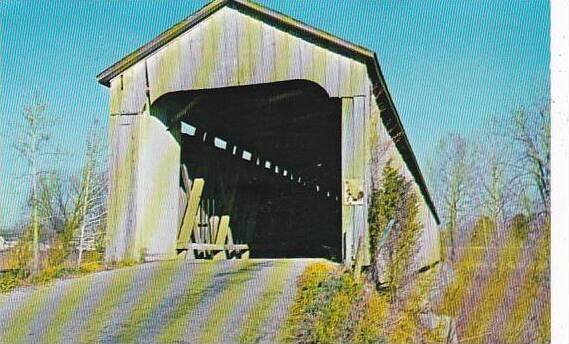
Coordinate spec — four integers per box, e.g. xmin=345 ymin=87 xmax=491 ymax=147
xmin=153 ymin=80 xmax=342 ymax=260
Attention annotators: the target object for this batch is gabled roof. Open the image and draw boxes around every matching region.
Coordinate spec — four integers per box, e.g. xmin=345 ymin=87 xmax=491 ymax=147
xmin=96 ymin=0 xmax=440 ymax=224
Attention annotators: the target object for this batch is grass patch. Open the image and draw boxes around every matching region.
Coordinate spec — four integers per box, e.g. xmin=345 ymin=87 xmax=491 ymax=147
xmin=281 ymin=262 xmax=364 ymax=344
xmin=502 ymin=231 xmax=550 ymax=344
xmin=436 ymin=217 xmax=498 ymax=316
xmin=461 ymin=232 xmax=526 ymax=343
xmin=0 ymin=269 xmax=28 ymax=293
xmin=282 ymin=262 xmax=448 ymax=344
xmin=0 ymin=261 xmax=106 ymax=294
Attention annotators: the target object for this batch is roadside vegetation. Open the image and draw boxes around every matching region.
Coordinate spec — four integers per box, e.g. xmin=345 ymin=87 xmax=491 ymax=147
xmin=1 ymin=97 xmax=110 ymax=293
xmin=282 ymin=98 xmax=550 ymax=343
xmin=282 ymin=161 xmax=448 ymax=343
xmin=430 ymin=98 xmax=550 ymax=343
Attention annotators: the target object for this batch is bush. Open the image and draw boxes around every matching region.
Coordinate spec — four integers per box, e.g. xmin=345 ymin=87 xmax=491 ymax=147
xmin=0 ymin=269 xmax=28 ymax=293
xmin=80 ymin=261 xmax=103 ymax=274
xmin=284 ymin=262 xmax=446 ymax=344
xmin=29 ymin=265 xmax=64 ymax=284
xmin=368 ymin=161 xmax=423 ymax=301
xmin=352 ymin=292 xmax=390 ymax=343
xmin=283 ymin=263 xmax=381 ymax=344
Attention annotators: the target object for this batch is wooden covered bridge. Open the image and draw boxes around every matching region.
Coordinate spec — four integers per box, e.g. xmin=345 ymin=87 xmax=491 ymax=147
xmin=97 ymin=0 xmax=440 ymax=268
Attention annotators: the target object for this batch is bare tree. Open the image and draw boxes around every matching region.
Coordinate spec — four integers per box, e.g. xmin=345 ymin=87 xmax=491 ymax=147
xmin=428 ymin=134 xmax=477 ymax=262
xmin=76 ymin=124 xmax=106 ymax=265
xmin=13 ymin=96 xmax=56 ymax=273
xmin=33 ymin=122 xmax=107 ymax=266
xmin=501 ymin=101 xmax=550 ymax=213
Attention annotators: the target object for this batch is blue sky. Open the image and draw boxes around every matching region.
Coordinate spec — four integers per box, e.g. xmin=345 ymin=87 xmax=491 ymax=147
xmin=0 ymin=0 xmax=550 ymax=228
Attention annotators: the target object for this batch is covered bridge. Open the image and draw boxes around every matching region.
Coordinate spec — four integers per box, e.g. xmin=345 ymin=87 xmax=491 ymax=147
xmin=97 ymin=0 xmax=440 ymax=268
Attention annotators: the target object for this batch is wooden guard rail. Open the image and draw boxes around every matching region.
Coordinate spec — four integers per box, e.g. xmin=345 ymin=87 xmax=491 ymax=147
xmin=176 ymin=164 xmax=249 ymax=260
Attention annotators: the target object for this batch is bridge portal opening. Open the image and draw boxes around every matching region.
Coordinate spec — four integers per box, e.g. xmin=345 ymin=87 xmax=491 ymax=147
xmin=154 ymin=80 xmax=342 ymax=260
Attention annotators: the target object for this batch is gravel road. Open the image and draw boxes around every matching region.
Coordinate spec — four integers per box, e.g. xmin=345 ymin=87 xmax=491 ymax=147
xmin=0 ymin=258 xmax=316 ymax=344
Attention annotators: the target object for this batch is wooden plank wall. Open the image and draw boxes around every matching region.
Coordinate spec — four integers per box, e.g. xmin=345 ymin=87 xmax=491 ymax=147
xmin=109 ymin=7 xmax=369 ymax=115
xmin=135 ymin=115 xmax=181 ymax=260
xmin=104 ymin=5 xmax=439 ymax=266
xmin=367 ymin=87 xmax=441 ymax=269
xmin=105 ymin=114 xmax=142 ymax=262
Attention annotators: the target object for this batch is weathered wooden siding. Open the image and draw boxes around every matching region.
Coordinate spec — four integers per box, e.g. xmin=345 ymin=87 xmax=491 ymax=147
xmin=341 ymin=98 xmax=354 ymax=264
xmin=135 ymin=114 xmax=180 ymax=260
xmin=105 ymin=114 xmax=142 ymax=261
xmin=108 ymin=7 xmax=368 ymax=115
xmin=104 ymin=4 xmax=439 ymax=266
xmin=366 ymin=88 xmax=441 ymax=268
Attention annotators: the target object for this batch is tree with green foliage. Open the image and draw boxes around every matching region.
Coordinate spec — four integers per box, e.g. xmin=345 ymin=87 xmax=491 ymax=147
xmin=368 ymin=161 xmax=423 ymax=303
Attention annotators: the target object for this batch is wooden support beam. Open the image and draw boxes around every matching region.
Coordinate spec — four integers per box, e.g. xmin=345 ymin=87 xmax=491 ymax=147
xmin=181 ymin=164 xmax=192 ymax=192
xmin=213 ymin=215 xmax=230 ymax=260
xmin=177 ymin=178 xmax=205 ymax=249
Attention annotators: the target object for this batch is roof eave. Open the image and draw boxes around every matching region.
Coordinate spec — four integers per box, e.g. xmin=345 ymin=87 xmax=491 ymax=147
xmin=96 ymin=0 xmax=231 ymax=86
xmin=366 ymin=54 xmax=441 ymax=224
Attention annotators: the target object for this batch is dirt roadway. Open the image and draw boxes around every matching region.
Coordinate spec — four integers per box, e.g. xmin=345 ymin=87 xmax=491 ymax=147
xmin=0 ymin=258 xmax=316 ymax=344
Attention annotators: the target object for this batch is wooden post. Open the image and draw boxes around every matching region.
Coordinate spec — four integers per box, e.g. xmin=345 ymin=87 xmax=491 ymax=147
xmin=177 ymin=178 xmax=205 ymax=249
xmin=213 ymin=215 xmax=230 ymax=260
xmin=341 ymin=97 xmax=355 ymax=267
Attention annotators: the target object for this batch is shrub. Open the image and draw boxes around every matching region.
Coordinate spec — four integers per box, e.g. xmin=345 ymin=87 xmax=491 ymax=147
xmin=352 ymin=291 xmax=390 ymax=344
xmin=80 ymin=261 xmax=103 ymax=274
xmin=0 ymin=269 xmax=28 ymax=293
xmin=29 ymin=265 xmax=62 ymax=284
xmin=368 ymin=161 xmax=423 ymax=302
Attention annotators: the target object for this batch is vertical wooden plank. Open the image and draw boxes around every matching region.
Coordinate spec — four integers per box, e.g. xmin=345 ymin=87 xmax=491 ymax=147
xmin=178 ymin=29 xmax=194 ymax=91
xmin=109 ymin=78 xmax=123 ymax=116
xmin=311 ymin=45 xmax=327 ymax=89
xmin=215 ymin=215 xmax=231 ymax=245
xmin=178 ymin=188 xmax=188 ymax=233
xmin=177 ymin=178 xmax=205 ymax=248
xmin=136 ymin=115 xmax=180 ymax=260
xmin=192 ymin=16 xmax=220 ymax=89
xmin=352 ymin=96 xmax=366 ymax=266
xmin=212 ymin=9 xmax=227 ymax=88
xmin=253 ymin=23 xmax=275 ymax=84
xmin=181 ymin=164 xmax=193 ymax=193
xmin=112 ymin=62 xmax=147 ymax=114
xmin=273 ymin=28 xmax=290 ymax=81
xmin=224 ymin=7 xmax=240 ymax=86
xmin=105 ymin=116 xmax=120 ymax=260
xmin=237 ymin=16 xmax=262 ymax=85
xmin=105 ymin=114 xmax=142 ymax=261
xmin=299 ymin=40 xmax=314 ymax=82
xmin=338 ymin=56 xmax=352 ymax=97
xmin=147 ymin=39 xmax=182 ymax=104
xmin=350 ymin=60 xmax=367 ymax=96
xmin=209 ymin=216 xmax=220 ymax=245
xmin=341 ymin=98 xmax=355 ymax=266
xmin=213 ymin=215 xmax=230 ymax=260
xmin=363 ymin=82 xmax=373 ymax=265
xmin=288 ymin=35 xmax=302 ymax=80
xmin=324 ymin=52 xmax=340 ymax=97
